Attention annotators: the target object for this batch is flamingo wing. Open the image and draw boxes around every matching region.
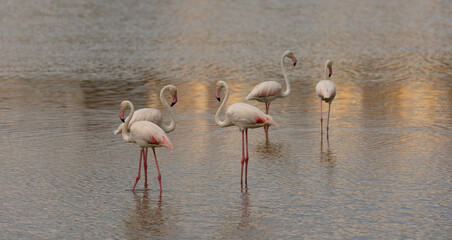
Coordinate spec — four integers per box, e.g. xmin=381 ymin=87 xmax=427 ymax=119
xmin=226 ymin=103 xmax=277 ymax=128
xmin=246 ymin=81 xmax=282 ymax=101
xmin=130 ymin=121 xmax=173 ymax=151
xmin=131 ymin=108 xmax=162 ymax=126
xmin=115 ymin=108 xmax=162 ymax=135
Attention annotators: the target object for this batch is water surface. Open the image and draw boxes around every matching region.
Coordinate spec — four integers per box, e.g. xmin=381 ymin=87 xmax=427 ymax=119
xmin=1 ymin=0 xmax=451 ymax=239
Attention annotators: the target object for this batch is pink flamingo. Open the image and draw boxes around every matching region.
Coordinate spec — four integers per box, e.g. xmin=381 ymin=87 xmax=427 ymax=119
xmin=119 ymin=100 xmax=174 ymax=193
xmin=115 ymin=85 xmax=178 ymax=134
xmin=316 ymin=60 xmax=336 ymax=135
xmin=246 ymin=50 xmax=297 ymax=140
xmin=215 ymin=81 xmax=277 ymax=185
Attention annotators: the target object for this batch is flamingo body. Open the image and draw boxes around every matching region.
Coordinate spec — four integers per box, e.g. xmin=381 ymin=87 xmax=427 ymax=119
xmin=115 ymin=108 xmax=162 ymax=134
xmin=246 ymin=81 xmax=282 ymax=103
xmin=225 ymin=103 xmax=277 ymax=130
xmin=130 ymin=121 xmax=173 ymax=151
xmin=115 ymin=85 xmax=177 ymax=134
xmin=316 ymin=80 xmax=336 ymax=103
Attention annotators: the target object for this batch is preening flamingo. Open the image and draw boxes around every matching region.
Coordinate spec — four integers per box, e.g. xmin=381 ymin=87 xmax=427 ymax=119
xmin=215 ymin=80 xmax=277 ymax=185
xmin=120 ymin=100 xmax=174 ymax=193
xmin=246 ymin=50 xmax=297 ymax=139
xmin=316 ymin=60 xmax=336 ymax=136
xmin=115 ymin=85 xmax=178 ymax=134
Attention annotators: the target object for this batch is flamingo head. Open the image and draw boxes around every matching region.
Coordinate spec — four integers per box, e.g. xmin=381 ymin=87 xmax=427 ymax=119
xmin=119 ymin=100 xmax=131 ymax=122
xmin=284 ymin=50 xmax=297 ymax=67
xmin=215 ymin=81 xmax=225 ymax=102
xmin=167 ymin=85 xmax=178 ymax=107
xmin=326 ymin=60 xmax=333 ymax=78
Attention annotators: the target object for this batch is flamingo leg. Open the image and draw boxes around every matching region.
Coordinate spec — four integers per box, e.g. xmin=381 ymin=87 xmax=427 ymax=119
xmin=241 ymin=130 xmax=245 ymax=185
xmin=320 ymin=99 xmax=323 ymax=134
xmin=264 ymin=103 xmax=270 ymax=140
xmin=144 ymin=147 xmax=148 ymax=188
xmin=152 ymin=148 xmax=163 ymax=193
xmin=245 ymin=129 xmax=249 ymax=185
xmin=132 ymin=149 xmax=143 ymax=192
xmin=327 ymin=102 xmax=331 ymax=135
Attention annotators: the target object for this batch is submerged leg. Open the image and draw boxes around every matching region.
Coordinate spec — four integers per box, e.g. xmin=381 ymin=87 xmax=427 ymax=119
xmin=264 ymin=103 xmax=270 ymax=140
xmin=152 ymin=148 xmax=163 ymax=193
xmin=245 ymin=129 xmax=249 ymax=185
xmin=144 ymin=147 xmax=148 ymax=188
xmin=241 ymin=130 xmax=245 ymax=185
xmin=132 ymin=149 xmax=143 ymax=192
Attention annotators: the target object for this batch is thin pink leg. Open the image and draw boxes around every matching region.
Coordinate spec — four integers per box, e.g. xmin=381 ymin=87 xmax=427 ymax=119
xmin=245 ymin=129 xmax=249 ymax=185
xmin=241 ymin=130 xmax=245 ymax=185
xmin=320 ymin=99 xmax=323 ymax=134
xmin=132 ymin=149 xmax=143 ymax=192
xmin=152 ymin=148 xmax=162 ymax=193
xmin=144 ymin=148 xmax=148 ymax=188
xmin=327 ymin=103 xmax=331 ymax=136
xmin=264 ymin=103 xmax=270 ymax=140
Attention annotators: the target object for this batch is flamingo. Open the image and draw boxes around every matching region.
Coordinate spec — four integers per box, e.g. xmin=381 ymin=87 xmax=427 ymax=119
xmin=115 ymin=85 xmax=178 ymax=134
xmin=119 ymin=100 xmax=174 ymax=193
xmin=316 ymin=60 xmax=336 ymax=136
xmin=246 ymin=50 xmax=297 ymax=140
xmin=215 ymin=80 xmax=277 ymax=185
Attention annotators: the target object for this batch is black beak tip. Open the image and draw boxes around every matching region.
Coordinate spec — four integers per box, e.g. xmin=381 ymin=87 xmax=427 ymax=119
xmin=216 ymin=97 xmax=221 ymax=102
xmin=120 ymin=118 xmax=125 ymax=123
xmin=329 ymin=73 xmax=332 ymax=77
xmin=171 ymin=102 xmax=176 ymax=107
xmin=293 ymin=62 xmax=297 ymax=67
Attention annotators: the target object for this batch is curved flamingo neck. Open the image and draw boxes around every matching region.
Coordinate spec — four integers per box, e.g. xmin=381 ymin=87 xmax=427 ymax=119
xmin=122 ymin=101 xmax=135 ymax=142
xmin=281 ymin=53 xmax=291 ymax=98
xmin=325 ymin=63 xmax=330 ymax=80
xmin=215 ymin=82 xmax=230 ymax=127
xmin=159 ymin=85 xmax=176 ymax=133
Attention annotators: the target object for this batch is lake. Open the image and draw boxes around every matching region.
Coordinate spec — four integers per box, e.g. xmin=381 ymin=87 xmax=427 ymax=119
xmin=0 ymin=0 xmax=451 ymax=239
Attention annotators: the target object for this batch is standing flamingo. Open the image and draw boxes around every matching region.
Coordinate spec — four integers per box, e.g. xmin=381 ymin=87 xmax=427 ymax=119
xmin=215 ymin=81 xmax=277 ymax=185
xmin=120 ymin=100 xmax=174 ymax=193
xmin=115 ymin=85 xmax=178 ymax=134
xmin=246 ymin=50 xmax=297 ymax=140
xmin=316 ymin=60 xmax=336 ymax=136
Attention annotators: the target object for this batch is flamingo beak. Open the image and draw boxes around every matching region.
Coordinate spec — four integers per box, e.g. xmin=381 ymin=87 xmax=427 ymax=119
xmin=292 ymin=56 xmax=297 ymax=66
xmin=120 ymin=111 xmax=125 ymax=122
xmin=215 ymin=89 xmax=221 ymax=102
xmin=329 ymin=68 xmax=332 ymax=78
xmin=171 ymin=92 xmax=178 ymax=107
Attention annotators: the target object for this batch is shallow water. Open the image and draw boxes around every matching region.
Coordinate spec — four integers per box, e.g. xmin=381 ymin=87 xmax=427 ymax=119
xmin=1 ymin=0 xmax=451 ymax=239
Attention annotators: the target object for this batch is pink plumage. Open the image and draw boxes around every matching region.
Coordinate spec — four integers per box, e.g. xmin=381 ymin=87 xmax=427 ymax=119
xmin=115 ymin=85 xmax=177 ymax=134
xmin=215 ymin=81 xmax=277 ymax=185
xmin=119 ymin=100 xmax=174 ymax=193
xmin=316 ymin=60 xmax=337 ymax=136
xmin=246 ymin=50 xmax=296 ymax=140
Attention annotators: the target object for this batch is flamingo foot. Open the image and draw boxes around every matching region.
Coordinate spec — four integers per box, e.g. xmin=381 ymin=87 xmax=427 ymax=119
xmin=241 ymin=158 xmax=245 ymax=185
